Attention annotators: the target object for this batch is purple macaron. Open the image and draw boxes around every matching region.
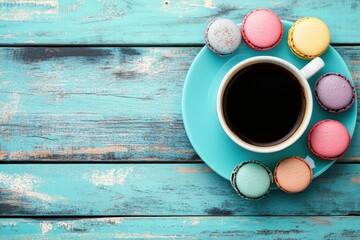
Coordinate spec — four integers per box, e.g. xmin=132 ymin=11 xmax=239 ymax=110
xmin=204 ymin=19 xmax=241 ymax=56
xmin=315 ymin=73 xmax=355 ymax=113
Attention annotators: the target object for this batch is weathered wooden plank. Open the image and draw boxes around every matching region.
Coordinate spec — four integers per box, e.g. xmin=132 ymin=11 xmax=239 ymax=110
xmin=1 ymin=216 xmax=360 ymax=239
xmin=0 ymin=0 xmax=359 ymax=44
xmin=0 ymin=46 xmax=359 ymax=162
xmin=341 ymin=46 xmax=360 ymax=162
xmin=0 ymin=163 xmax=360 ymax=216
xmin=0 ymin=47 xmax=198 ymax=161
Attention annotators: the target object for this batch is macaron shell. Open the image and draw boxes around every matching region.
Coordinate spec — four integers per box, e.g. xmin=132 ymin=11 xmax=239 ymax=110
xmin=288 ymin=17 xmax=330 ymax=59
xmin=205 ymin=19 xmax=241 ymax=55
xmin=230 ymin=161 xmax=273 ymax=200
xmin=235 ymin=163 xmax=271 ymax=198
xmin=315 ymin=73 xmax=355 ymax=113
xmin=308 ymin=120 xmax=350 ymax=160
xmin=241 ymin=8 xmax=283 ymax=50
xmin=274 ymin=157 xmax=312 ymax=193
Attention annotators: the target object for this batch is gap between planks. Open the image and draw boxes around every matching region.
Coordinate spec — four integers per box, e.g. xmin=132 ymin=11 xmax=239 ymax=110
xmin=1 ymin=214 xmax=360 ymax=219
xmin=0 ymin=43 xmax=359 ymax=48
xmin=0 ymin=160 xmax=203 ymax=164
xmin=0 ymin=161 xmax=357 ymax=164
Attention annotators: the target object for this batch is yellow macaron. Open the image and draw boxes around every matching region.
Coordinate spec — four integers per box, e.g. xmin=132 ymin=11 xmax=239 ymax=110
xmin=288 ymin=17 xmax=330 ymax=59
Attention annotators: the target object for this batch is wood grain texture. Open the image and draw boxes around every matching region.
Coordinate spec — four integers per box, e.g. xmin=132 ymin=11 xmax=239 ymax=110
xmin=0 ymin=46 xmax=359 ymax=162
xmin=1 ymin=1 xmax=359 ymax=238
xmin=0 ymin=163 xmax=360 ymax=216
xmin=0 ymin=0 xmax=359 ymax=44
xmin=1 ymin=216 xmax=360 ymax=239
xmin=0 ymin=47 xmax=197 ymax=161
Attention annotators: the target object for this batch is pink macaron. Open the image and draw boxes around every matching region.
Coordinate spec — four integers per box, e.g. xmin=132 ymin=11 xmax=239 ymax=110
xmin=315 ymin=73 xmax=355 ymax=113
xmin=241 ymin=8 xmax=283 ymax=50
xmin=307 ymin=120 xmax=350 ymax=160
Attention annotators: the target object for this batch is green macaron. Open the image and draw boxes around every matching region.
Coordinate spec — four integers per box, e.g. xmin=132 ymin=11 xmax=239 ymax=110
xmin=231 ymin=161 xmax=273 ymax=200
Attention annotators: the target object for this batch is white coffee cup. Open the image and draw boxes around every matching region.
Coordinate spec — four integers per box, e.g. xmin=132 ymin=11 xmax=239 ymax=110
xmin=217 ymin=56 xmax=324 ymax=153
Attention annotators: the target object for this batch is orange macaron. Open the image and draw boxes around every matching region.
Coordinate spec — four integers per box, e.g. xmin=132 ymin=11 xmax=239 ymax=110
xmin=274 ymin=156 xmax=313 ymax=193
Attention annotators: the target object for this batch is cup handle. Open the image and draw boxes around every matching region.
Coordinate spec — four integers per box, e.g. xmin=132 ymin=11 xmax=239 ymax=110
xmin=300 ymin=57 xmax=325 ymax=80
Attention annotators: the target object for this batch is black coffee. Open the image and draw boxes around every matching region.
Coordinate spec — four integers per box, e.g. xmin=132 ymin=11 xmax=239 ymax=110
xmin=223 ymin=63 xmax=306 ymax=146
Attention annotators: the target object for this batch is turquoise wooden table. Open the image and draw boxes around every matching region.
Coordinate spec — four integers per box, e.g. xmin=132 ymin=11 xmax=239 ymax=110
xmin=0 ymin=1 xmax=359 ymax=239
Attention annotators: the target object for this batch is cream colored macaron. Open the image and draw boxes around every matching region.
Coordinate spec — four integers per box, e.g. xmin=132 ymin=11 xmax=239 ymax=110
xmin=288 ymin=17 xmax=330 ymax=59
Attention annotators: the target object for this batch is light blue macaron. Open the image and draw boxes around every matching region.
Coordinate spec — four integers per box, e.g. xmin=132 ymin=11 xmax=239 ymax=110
xmin=231 ymin=161 xmax=273 ymax=200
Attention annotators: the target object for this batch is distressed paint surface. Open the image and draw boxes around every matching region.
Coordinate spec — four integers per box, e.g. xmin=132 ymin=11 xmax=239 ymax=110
xmin=0 ymin=0 xmax=359 ymax=44
xmin=0 ymin=217 xmax=360 ymax=239
xmin=1 ymin=0 xmax=360 ymax=238
xmin=0 ymin=47 xmax=197 ymax=161
xmin=0 ymin=46 xmax=359 ymax=162
xmin=0 ymin=163 xmax=360 ymax=216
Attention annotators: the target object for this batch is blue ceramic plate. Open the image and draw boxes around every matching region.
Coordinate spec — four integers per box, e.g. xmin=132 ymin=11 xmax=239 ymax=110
xmin=182 ymin=21 xmax=357 ymax=180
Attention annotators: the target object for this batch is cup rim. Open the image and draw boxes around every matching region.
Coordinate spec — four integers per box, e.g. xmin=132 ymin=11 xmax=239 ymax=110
xmin=216 ymin=56 xmax=313 ymax=153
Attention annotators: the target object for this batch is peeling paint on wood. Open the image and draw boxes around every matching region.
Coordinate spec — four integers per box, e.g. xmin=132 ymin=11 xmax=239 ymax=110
xmin=8 ymin=145 xmax=129 ymax=159
xmin=1 ymin=93 xmax=20 ymax=122
xmin=0 ymin=217 xmax=360 ymax=239
xmin=0 ymin=47 xmax=359 ymax=162
xmin=0 ymin=0 xmax=59 ymax=7
xmin=351 ymin=177 xmax=360 ymax=183
xmin=0 ymin=0 xmax=359 ymax=44
xmin=83 ymin=167 xmax=133 ymax=186
xmin=204 ymin=0 xmax=216 ymax=9
xmin=0 ymin=47 xmax=198 ymax=161
xmin=0 ymin=164 xmax=360 ymax=216
xmin=0 ymin=0 xmax=59 ymax=21
xmin=311 ymin=217 xmax=333 ymax=226
xmin=12 ymin=48 xmax=112 ymax=63
xmin=181 ymin=0 xmax=217 ymax=9
xmin=175 ymin=166 xmax=212 ymax=173
xmin=0 ymin=172 xmax=63 ymax=202
xmin=0 ymin=1 xmax=359 ymax=237
xmin=40 ymin=221 xmax=53 ymax=234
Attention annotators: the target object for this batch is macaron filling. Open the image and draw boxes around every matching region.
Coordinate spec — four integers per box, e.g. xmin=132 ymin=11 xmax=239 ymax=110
xmin=231 ymin=161 xmax=273 ymax=200
xmin=274 ymin=156 xmax=312 ymax=193
xmin=307 ymin=120 xmax=350 ymax=160
xmin=315 ymin=73 xmax=355 ymax=113
xmin=241 ymin=8 xmax=283 ymax=50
